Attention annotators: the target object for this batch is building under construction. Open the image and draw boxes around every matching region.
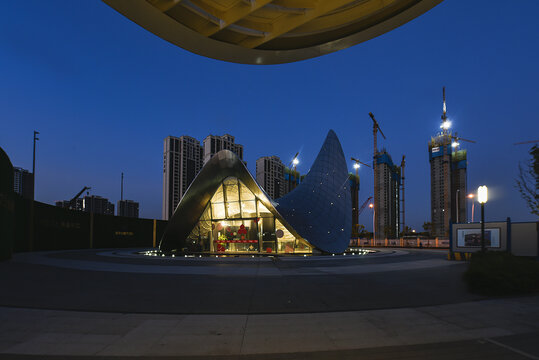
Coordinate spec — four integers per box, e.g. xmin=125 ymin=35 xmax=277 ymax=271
xmin=374 ymin=150 xmax=401 ymax=240
xmin=428 ymin=88 xmax=469 ymax=238
xmin=349 ymin=173 xmax=359 ymax=237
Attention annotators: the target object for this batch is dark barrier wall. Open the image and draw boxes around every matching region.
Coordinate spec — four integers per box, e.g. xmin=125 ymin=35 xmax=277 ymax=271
xmin=11 ymin=197 xmax=167 ymax=254
xmin=1 ymin=145 xmax=167 ymax=259
xmin=0 ymin=147 xmax=15 ymax=260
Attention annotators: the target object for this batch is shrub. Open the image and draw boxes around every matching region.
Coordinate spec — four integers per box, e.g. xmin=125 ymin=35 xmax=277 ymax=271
xmin=463 ymin=251 xmax=539 ymax=296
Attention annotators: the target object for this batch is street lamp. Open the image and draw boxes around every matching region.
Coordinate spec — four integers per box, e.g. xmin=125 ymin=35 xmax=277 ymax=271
xmin=33 ymin=130 xmax=39 ymax=200
xmin=369 ymin=203 xmax=375 ymax=244
xmin=467 ymin=193 xmax=475 ymax=222
xmin=456 ymin=189 xmax=460 ymax=223
xmin=477 ymin=186 xmax=488 ymax=252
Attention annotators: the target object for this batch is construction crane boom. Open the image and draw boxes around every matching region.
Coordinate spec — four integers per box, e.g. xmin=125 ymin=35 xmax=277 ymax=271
xmin=68 ymin=186 xmax=91 ymax=209
xmin=358 ymin=196 xmax=373 ymax=216
xmin=514 ymin=140 xmax=539 ymax=145
xmin=368 ymin=112 xmax=386 ymax=140
xmin=351 ymin=157 xmax=371 ymax=168
xmin=288 ymin=152 xmax=300 ymax=169
xmin=451 ymin=135 xmax=476 ymax=144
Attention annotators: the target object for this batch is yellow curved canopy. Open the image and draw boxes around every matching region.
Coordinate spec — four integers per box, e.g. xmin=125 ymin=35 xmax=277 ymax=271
xmin=104 ymin=0 xmax=442 ymax=64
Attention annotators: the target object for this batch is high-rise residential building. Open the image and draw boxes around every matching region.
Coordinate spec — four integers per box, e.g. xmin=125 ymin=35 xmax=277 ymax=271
xmin=203 ymin=134 xmax=244 ymax=164
xmin=117 ymin=200 xmax=139 ymax=218
xmin=162 ymin=135 xmax=204 ymax=220
xmin=429 ymin=88 xmax=467 ymax=238
xmin=82 ymin=195 xmax=115 ymax=215
xmin=374 ymin=150 xmax=400 ymax=239
xmin=13 ymin=167 xmax=34 ymax=200
xmin=256 ymin=156 xmax=285 ymax=199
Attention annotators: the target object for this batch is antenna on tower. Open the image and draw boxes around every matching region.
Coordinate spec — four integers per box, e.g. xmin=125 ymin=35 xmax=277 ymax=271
xmin=121 ymin=172 xmax=124 ymax=201
xmin=442 ymin=87 xmax=447 ymax=119
xmin=440 ymin=86 xmax=451 ymax=133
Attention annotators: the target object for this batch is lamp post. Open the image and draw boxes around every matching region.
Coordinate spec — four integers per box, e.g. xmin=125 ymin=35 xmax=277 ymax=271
xmin=467 ymin=194 xmax=475 ymax=223
xmin=456 ymin=189 xmax=460 ymax=223
xmin=369 ymin=203 xmax=375 ymax=245
xmin=477 ymin=186 xmax=488 ymax=252
xmin=353 ymin=162 xmax=360 ymax=245
xmin=32 ymin=130 xmax=39 ymax=200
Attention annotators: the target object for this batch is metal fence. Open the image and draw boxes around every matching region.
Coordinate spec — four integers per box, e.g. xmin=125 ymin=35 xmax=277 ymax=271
xmin=351 ymin=238 xmax=450 ymax=248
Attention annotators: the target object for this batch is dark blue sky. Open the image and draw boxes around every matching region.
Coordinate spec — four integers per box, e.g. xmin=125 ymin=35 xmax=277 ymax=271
xmin=1 ymin=0 xmax=538 ymax=229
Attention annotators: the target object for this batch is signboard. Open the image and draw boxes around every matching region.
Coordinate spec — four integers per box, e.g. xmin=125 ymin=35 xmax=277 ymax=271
xmin=432 ymin=147 xmax=440 ymax=153
xmin=457 ymin=228 xmax=501 ymax=248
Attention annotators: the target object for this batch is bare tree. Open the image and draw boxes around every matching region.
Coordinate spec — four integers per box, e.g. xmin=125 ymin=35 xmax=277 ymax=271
xmin=515 ymin=145 xmax=539 ymax=217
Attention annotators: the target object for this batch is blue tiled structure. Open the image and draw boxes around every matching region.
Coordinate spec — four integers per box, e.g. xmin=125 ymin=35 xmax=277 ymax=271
xmin=276 ymin=130 xmax=352 ymax=253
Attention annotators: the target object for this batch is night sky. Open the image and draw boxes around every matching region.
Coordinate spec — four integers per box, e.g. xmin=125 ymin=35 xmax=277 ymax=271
xmin=1 ymin=0 xmax=538 ymax=230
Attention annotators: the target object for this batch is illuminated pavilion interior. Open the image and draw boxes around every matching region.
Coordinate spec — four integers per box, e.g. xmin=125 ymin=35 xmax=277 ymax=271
xmin=186 ymin=176 xmax=312 ymax=254
xmin=104 ymin=0 xmax=443 ymax=64
xmin=160 ymin=130 xmax=352 ymax=255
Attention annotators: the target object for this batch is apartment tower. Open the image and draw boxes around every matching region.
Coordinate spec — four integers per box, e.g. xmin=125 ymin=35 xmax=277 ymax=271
xmin=256 ymin=156 xmax=285 ymax=199
xmin=162 ymin=136 xmax=204 ymax=220
xmin=203 ymin=134 xmax=244 ymax=164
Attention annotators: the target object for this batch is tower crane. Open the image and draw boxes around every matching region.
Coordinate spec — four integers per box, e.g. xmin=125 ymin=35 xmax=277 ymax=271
xmin=350 ymin=157 xmax=371 ymax=237
xmin=368 ymin=112 xmax=386 ymax=240
xmin=400 ymin=155 xmax=405 ymax=235
xmin=368 ymin=112 xmax=386 ymax=158
xmin=358 ymin=196 xmax=373 ymax=216
xmin=67 ymin=186 xmax=91 ymax=210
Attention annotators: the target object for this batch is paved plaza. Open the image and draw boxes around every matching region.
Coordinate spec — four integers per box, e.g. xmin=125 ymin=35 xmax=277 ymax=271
xmin=1 ymin=249 xmax=538 ymax=359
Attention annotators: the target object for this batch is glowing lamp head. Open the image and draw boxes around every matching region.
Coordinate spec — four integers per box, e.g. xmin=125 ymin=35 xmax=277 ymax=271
xmin=369 ymin=203 xmax=374 ymax=209
xmin=467 ymin=194 xmax=474 ymax=199
xmin=477 ymin=186 xmax=488 ymax=204
xmin=440 ymin=120 xmax=451 ymax=130
xmin=353 ymin=162 xmax=360 ymax=170
xmin=292 ymin=158 xmax=299 ymax=166
xmin=451 ymin=142 xmax=459 ymax=148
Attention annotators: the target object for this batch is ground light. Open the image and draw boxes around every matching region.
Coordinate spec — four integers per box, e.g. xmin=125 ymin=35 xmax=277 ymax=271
xmin=477 ymin=185 xmax=488 ymax=252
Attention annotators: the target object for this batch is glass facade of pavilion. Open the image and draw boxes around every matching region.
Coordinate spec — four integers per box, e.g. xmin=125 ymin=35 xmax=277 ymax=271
xmin=184 ymin=177 xmax=312 ymax=254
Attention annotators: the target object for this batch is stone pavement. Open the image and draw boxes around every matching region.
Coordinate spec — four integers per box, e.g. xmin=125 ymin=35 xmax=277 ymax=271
xmin=0 ymin=249 xmax=480 ymax=314
xmin=1 ymin=296 xmax=539 ymax=358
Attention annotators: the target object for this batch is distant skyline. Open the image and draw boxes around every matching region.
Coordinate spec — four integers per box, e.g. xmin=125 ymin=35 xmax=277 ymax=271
xmin=1 ymin=0 xmax=538 ymax=230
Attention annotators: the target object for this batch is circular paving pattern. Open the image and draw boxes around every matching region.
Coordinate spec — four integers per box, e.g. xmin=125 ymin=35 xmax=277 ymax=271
xmin=0 ymin=248 xmax=480 ymax=314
